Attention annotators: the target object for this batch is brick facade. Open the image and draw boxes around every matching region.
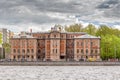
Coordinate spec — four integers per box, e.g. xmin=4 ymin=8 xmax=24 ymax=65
xmin=10 ymin=29 xmax=100 ymax=61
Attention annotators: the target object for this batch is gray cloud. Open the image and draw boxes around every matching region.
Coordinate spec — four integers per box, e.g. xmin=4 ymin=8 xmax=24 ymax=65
xmin=97 ymin=0 xmax=119 ymax=9
xmin=97 ymin=0 xmax=120 ymax=18
xmin=0 ymin=0 xmax=119 ymax=32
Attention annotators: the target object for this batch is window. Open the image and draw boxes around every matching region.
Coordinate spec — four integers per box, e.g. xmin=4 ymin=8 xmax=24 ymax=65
xmin=86 ymin=49 xmax=88 ymax=54
xmin=77 ymin=42 xmax=79 ymax=46
xmin=13 ymin=56 xmax=16 ymax=59
xmin=77 ymin=49 xmax=79 ymax=53
xmin=81 ymin=49 xmax=83 ymax=53
xmin=38 ymin=49 xmax=41 ymax=53
xmin=91 ymin=49 xmax=93 ymax=53
xmin=17 ymin=49 xmax=20 ymax=53
xmin=22 ymin=49 xmax=25 ymax=53
xmin=86 ymin=40 xmax=88 ymax=47
xmin=53 ymin=49 xmax=54 ymax=53
xmin=31 ymin=56 xmax=34 ymax=59
xmin=18 ymin=55 xmax=20 ymax=59
xmin=27 ymin=49 xmax=30 ymax=53
xmin=13 ymin=49 xmax=16 ymax=53
xmin=31 ymin=49 xmax=34 ymax=53
xmin=91 ymin=42 xmax=93 ymax=46
xmin=61 ymin=35 xmax=63 ymax=38
xmin=56 ymin=49 xmax=57 ymax=53
xmin=54 ymin=35 xmax=56 ymax=38
xmin=95 ymin=49 xmax=98 ymax=53
xmin=81 ymin=42 xmax=83 ymax=47
xmin=27 ymin=55 xmax=29 ymax=58
xmin=38 ymin=43 xmax=40 ymax=46
xmin=48 ymin=35 xmax=50 ymax=38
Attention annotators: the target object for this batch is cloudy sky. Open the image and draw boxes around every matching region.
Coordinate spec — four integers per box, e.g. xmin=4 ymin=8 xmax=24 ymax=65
xmin=0 ymin=0 xmax=120 ymax=32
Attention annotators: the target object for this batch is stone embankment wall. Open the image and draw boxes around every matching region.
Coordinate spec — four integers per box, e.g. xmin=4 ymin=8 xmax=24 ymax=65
xmin=0 ymin=62 xmax=120 ymax=66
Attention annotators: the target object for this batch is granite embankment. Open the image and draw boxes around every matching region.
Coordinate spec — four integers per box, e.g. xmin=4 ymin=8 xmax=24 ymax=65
xmin=0 ymin=61 xmax=120 ymax=66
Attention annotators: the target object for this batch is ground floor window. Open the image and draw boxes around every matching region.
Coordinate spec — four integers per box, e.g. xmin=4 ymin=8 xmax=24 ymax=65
xmin=60 ymin=56 xmax=65 ymax=59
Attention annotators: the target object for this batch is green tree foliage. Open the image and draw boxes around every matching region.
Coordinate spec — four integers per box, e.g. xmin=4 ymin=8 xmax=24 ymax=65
xmin=0 ymin=33 xmax=2 ymax=44
xmin=65 ymin=24 xmax=84 ymax=32
xmin=2 ymin=42 xmax=11 ymax=53
xmin=83 ymin=24 xmax=97 ymax=35
xmin=64 ymin=24 xmax=120 ymax=60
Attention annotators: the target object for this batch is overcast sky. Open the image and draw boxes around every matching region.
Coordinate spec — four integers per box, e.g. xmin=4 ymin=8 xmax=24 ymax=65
xmin=0 ymin=0 xmax=120 ymax=32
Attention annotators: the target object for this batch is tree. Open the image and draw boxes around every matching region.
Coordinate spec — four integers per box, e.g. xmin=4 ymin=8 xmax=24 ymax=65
xmin=65 ymin=24 xmax=84 ymax=32
xmin=83 ymin=24 xmax=97 ymax=35
xmin=2 ymin=43 xmax=11 ymax=59
xmin=96 ymin=25 xmax=113 ymax=36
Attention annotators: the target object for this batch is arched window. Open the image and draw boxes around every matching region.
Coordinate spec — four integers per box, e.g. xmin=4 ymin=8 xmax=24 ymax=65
xmin=27 ymin=49 xmax=30 ymax=53
xmin=81 ymin=49 xmax=83 ymax=54
xmin=86 ymin=49 xmax=88 ymax=54
xmin=95 ymin=49 xmax=98 ymax=53
xmin=13 ymin=49 xmax=16 ymax=53
xmin=91 ymin=50 xmax=93 ymax=54
xmin=31 ymin=49 xmax=34 ymax=53
xmin=22 ymin=49 xmax=25 ymax=53
xmin=81 ymin=42 xmax=83 ymax=47
xmin=77 ymin=49 xmax=79 ymax=53
xmin=17 ymin=49 xmax=20 ymax=53
xmin=38 ymin=43 xmax=40 ymax=46
xmin=54 ymin=35 xmax=56 ymax=38
xmin=38 ymin=49 xmax=41 ymax=53
xmin=31 ymin=55 xmax=34 ymax=59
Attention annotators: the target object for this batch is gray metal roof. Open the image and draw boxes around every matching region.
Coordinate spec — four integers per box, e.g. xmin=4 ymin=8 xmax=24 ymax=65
xmin=75 ymin=34 xmax=100 ymax=39
xmin=32 ymin=31 xmax=87 ymax=34
xmin=13 ymin=34 xmax=35 ymax=38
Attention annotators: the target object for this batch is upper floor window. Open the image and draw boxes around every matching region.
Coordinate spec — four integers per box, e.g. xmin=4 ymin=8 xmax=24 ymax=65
xmin=81 ymin=42 xmax=83 ymax=47
xmin=48 ymin=35 xmax=50 ymax=38
xmin=22 ymin=49 xmax=25 ymax=53
xmin=54 ymin=35 xmax=56 ymax=38
xmin=38 ymin=49 xmax=41 ymax=53
xmin=77 ymin=49 xmax=79 ymax=53
xmin=91 ymin=49 xmax=93 ymax=53
xmin=17 ymin=49 xmax=20 ymax=53
xmin=27 ymin=49 xmax=30 ymax=53
xmin=91 ymin=42 xmax=93 ymax=46
xmin=56 ymin=49 xmax=57 ymax=53
xmin=86 ymin=49 xmax=88 ymax=54
xmin=77 ymin=42 xmax=79 ymax=46
xmin=81 ymin=49 xmax=83 ymax=53
xmin=31 ymin=49 xmax=34 ymax=53
xmin=38 ymin=43 xmax=40 ymax=46
xmin=13 ymin=49 xmax=16 ymax=53
xmin=95 ymin=49 xmax=98 ymax=53
xmin=61 ymin=35 xmax=63 ymax=38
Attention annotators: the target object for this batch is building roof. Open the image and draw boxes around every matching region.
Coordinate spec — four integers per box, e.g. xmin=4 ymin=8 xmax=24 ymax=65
xmin=32 ymin=31 xmax=87 ymax=34
xmin=13 ymin=34 xmax=35 ymax=39
xmin=75 ymin=34 xmax=100 ymax=39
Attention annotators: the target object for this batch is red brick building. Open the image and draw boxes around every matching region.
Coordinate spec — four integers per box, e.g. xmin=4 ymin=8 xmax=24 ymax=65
xmin=10 ymin=28 xmax=100 ymax=61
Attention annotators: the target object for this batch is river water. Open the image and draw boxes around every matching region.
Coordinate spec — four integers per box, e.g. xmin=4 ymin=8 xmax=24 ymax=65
xmin=0 ymin=66 xmax=119 ymax=80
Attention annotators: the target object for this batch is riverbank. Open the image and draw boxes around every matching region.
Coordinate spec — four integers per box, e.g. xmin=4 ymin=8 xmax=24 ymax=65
xmin=0 ymin=61 xmax=120 ymax=66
